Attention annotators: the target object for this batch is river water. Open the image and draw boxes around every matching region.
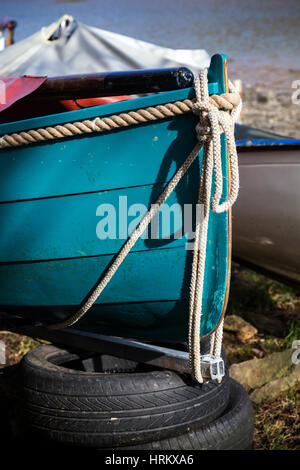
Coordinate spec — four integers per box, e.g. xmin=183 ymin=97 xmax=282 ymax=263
xmin=1 ymin=0 xmax=300 ymax=88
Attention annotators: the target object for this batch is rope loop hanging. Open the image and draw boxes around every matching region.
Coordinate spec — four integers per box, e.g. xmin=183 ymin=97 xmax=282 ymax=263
xmin=188 ymin=69 xmax=241 ymax=382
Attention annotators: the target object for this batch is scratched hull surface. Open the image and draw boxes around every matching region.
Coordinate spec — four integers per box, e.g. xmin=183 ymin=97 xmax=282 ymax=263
xmin=234 ymin=128 xmax=300 ymax=285
xmin=0 ymin=67 xmax=230 ymax=341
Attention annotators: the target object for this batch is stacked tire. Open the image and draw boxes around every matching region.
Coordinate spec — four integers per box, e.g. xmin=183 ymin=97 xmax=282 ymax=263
xmin=20 ymin=345 xmax=254 ymax=449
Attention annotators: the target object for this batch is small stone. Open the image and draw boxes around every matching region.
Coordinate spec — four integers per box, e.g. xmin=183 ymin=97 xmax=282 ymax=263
xmin=251 ymin=347 xmax=265 ymax=359
xmin=237 ymin=324 xmax=258 ymax=342
xmin=257 ymin=92 xmax=268 ymax=103
xmin=250 ymin=363 xmax=300 ymax=404
xmin=224 ymin=315 xmax=257 ymax=341
xmin=224 ymin=315 xmax=249 ymax=331
xmin=229 ymin=348 xmax=295 ymax=392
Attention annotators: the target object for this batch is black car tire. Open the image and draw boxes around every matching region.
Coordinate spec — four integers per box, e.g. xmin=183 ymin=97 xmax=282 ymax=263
xmin=21 ymin=344 xmax=230 ymax=448
xmin=114 ymin=378 xmax=254 ymax=450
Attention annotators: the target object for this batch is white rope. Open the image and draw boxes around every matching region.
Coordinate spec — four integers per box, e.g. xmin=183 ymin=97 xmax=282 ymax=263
xmin=189 ymin=70 xmax=241 ymax=382
xmin=47 ymin=70 xmax=241 ymax=383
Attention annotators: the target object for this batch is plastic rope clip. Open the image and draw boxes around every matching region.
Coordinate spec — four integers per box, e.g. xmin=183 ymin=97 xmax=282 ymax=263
xmin=200 ymin=354 xmax=225 ymax=381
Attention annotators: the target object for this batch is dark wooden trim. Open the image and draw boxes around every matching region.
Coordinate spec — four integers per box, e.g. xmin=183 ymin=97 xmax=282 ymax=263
xmin=28 ymin=68 xmax=194 ymax=100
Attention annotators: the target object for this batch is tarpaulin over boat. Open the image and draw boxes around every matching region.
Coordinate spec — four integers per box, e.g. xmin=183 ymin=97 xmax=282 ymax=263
xmin=0 ymin=14 xmax=210 ymax=77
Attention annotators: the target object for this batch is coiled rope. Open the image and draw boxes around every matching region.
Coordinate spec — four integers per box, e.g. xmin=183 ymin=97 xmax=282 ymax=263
xmin=1 ymin=71 xmax=241 ymax=383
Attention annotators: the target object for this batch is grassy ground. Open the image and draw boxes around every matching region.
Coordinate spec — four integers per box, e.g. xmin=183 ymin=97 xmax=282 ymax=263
xmin=225 ymin=264 xmax=300 ymax=450
xmin=0 ymin=263 xmax=299 ymax=449
xmin=253 ymin=383 xmax=300 ymax=450
xmin=225 ymin=264 xmax=300 ymax=365
xmin=0 ymin=331 xmax=40 ymax=367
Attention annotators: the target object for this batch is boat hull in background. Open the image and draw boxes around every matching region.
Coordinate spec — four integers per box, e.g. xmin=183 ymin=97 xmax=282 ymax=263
xmin=233 ymin=140 xmax=300 ymax=285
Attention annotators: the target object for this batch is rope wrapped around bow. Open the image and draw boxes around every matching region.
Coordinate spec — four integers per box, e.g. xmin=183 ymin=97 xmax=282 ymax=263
xmin=189 ymin=70 xmax=242 ymax=382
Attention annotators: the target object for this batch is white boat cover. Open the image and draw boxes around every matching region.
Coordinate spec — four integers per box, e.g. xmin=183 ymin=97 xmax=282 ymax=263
xmin=0 ymin=15 xmax=210 ymax=77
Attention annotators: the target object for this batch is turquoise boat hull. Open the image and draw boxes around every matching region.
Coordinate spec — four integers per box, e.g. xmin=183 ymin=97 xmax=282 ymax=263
xmin=0 ymin=55 xmax=230 ymax=342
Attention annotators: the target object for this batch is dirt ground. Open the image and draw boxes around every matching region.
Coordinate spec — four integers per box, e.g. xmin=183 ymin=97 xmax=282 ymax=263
xmin=241 ymin=75 xmax=300 ymax=139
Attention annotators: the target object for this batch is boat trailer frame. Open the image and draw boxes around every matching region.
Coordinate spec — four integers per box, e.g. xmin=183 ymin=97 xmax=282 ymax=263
xmin=0 ymin=313 xmax=224 ymax=380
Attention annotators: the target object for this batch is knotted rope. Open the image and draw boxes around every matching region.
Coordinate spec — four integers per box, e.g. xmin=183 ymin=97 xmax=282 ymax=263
xmin=189 ymin=71 xmax=241 ymax=381
xmin=1 ymin=71 xmax=241 ymax=383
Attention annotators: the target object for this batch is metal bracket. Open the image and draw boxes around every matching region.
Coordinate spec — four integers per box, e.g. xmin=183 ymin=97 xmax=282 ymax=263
xmin=199 ymin=354 xmax=225 ymax=381
xmin=16 ymin=325 xmax=192 ymax=374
